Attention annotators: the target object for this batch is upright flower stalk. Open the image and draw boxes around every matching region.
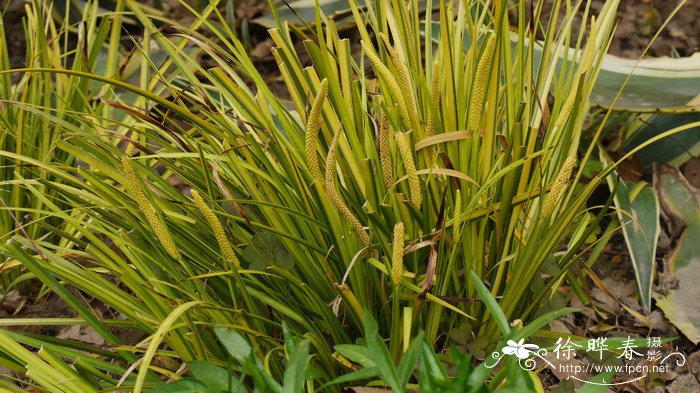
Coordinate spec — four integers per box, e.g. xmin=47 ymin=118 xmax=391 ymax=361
xmin=379 ymin=33 xmax=417 ymax=122
xmin=361 ymin=40 xmax=411 ymax=129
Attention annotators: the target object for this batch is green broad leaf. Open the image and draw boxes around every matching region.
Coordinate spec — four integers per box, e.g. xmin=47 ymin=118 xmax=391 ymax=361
xmin=654 ymin=167 xmax=700 ymax=344
xmin=243 ymin=351 xmax=283 ymax=392
xmin=576 ymin=372 xmax=616 ymax=393
xmin=622 ymin=113 xmax=700 ymax=167
xmin=396 ymin=332 xmax=423 ymax=387
xmin=333 ymin=345 xmax=375 ymax=368
xmin=589 ymin=54 xmax=700 ymax=113
xmin=470 ymin=271 xmax=510 ymax=336
xmin=363 ymin=312 xmax=401 ymax=391
xmin=214 ymin=328 xmax=258 ymax=366
xmin=282 ymin=323 xmax=311 ymax=393
xmin=189 ymin=361 xmax=244 ymax=393
xmin=492 ymin=357 xmax=533 ymax=392
xmin=426 ymin=22 xmax=700 ymax=113
xmin=462 ymin=352 xmax=491 ymax=393
xmin=320 ymin=366 xmax=381 ymax=390
xmin=509 ymin=307 xmax=578 ymax=342
xmin=602 ymin=151 xmax=660 ymax=312
xmin=149 ymin=378 xmax=212 ymax=393
xmin=613 ymin=179 xmax=659 ymax=312
xmin=253 ymin=0 xmax=363 ymax=28
xmin=241 ymin=231 xmax=294 ymax=271
xmin=418 ymin=341 xmax=448 ymax=385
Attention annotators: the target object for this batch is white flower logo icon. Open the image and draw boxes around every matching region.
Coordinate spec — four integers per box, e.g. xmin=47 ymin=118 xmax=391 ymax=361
xmin=502 ymin=339 xmax=539 ymax=360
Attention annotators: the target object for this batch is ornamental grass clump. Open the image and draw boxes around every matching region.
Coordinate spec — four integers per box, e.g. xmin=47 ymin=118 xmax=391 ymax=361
xmin=2 ymin=0 xmax=678 ymax=390
xmin=0 ymin=0 xmax=135 ymax=291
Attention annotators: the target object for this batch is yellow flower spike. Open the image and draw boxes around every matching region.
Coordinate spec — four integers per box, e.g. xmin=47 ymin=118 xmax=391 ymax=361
xmin=580 ymin=17 xmax=598 ymax=75
xmin=425 ymin=58 xmax=441 ymax=139
xmin=422 ymin=58 xmax=441 ymax=160
xmin=191 ymin=189 xmax=240 ymax=270
xmin=325 ymin=131 xmax=370 ymax=247
xmin=122 ymin=157 xmax=180 ymax=260
xmin=468 ymin=34 xmax=496 ymax=133
xmin=555 ymin=18 xmax=597 ymax=130
xmin=361 ymin=40 xmax=411 ymax=129
xmin=306 ymin=79 xmax=329 ymax=185
xmin=391 ymin=222 xmax=404 ymax=287
xmin=540 ymin=96 xmax=552 ymax=129
xmin=554 ymin=84 xmax=579 ymax=130
xmin=395 ymin=131 xmax=422 ymax=209
xmin=379 ymin=114 xmax=394 ymax=189
xmin=542 ymin=156 xmax=577 ymax=219
xmin=379 ymin=34 xmax=416 ymax=118
xmin=453 ymin=189 xmax=462 ymax=245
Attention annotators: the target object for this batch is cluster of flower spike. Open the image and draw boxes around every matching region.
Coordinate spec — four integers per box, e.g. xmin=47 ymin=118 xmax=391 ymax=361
xmin=379 ymin=33 xmax=416 ymax=128
xmin=361 ymin=39 xmax=411 ymax=129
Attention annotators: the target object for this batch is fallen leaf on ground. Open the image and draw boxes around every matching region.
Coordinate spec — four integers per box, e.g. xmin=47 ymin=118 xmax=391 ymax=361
xmin=653 ymin=166 xmax=700 ymax=344
xmin=57 ymin=325 xmax=105 ymax=346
